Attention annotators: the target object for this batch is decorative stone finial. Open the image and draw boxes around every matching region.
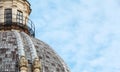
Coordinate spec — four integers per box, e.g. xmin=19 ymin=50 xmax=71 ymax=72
xmin=33 ymin=57 xmax=41 ymax=72
xmin=19 ymin=56 xmax=28 ymax=72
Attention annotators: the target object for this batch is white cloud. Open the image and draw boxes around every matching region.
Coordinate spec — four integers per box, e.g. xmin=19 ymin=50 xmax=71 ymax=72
xmin=29 ymin=0 xmax=120 ymax=72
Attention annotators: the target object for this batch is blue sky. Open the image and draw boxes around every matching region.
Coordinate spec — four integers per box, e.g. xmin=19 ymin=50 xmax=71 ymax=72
xmin=29 ymin=0 xmax=120 ymax=72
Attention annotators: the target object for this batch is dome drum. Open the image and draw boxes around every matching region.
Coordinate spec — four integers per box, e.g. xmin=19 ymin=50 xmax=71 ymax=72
xmin=0 ymin=14 xmax=35 ymax=37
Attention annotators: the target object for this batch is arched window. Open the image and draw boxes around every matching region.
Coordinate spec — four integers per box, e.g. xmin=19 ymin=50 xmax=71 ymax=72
xmin=4 ymin=9 xmax=12 ymax=25
xmin=17 ymin=10 xmax=23 ymax=24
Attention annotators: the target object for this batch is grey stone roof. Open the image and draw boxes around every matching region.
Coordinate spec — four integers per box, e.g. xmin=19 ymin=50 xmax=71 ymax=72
xmin=0 ymin=31 xmax=70 ymax=72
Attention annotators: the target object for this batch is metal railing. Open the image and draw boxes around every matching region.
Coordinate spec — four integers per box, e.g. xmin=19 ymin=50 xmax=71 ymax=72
xmin=0 ymin=14 xmax=35 ymax=37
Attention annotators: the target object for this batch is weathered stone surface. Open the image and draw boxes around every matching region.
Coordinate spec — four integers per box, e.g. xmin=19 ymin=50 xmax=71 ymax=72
xmin=0 ymin=31 xmax=70 ymax=72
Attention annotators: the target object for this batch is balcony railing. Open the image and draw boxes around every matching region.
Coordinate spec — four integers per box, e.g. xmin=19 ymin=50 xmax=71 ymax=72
xmin=0 ymin=14 xmax=35 ymax=37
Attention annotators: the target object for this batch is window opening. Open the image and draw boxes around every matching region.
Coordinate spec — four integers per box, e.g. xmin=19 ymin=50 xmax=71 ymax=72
xmin=4 ymin=9 xmax=12 ymax=25
xmin=17 ymin=10 xmax=23 ymax=24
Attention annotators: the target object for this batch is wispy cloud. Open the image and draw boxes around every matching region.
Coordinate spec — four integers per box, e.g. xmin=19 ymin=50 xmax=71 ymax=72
xmin=29 ymin=0 xmax=120 ymax=72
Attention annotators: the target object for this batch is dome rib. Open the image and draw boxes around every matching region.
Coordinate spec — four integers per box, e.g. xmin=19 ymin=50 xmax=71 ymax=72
xmin=21 ymin=32 xmax=38 ymax=62
xmin=13 ymin=31 xmax=25 ymax=58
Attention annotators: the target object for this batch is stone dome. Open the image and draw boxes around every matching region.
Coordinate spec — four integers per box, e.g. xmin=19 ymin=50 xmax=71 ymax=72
xmin=0 ymin=31 xmax=70 ymax=72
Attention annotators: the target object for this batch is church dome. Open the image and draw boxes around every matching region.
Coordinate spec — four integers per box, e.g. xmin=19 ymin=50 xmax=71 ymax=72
xmin=0 ymin=0 xmax=70 ymax=71
xmin=0 ymin=31 xmax=70 ymax=72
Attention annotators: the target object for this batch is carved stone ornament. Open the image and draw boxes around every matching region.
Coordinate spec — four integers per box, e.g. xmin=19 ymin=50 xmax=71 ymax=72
xmin=33 ymin=57 xmax=41 ymax=72
xmin=19 ymin=56 xmax=28 ymax=72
